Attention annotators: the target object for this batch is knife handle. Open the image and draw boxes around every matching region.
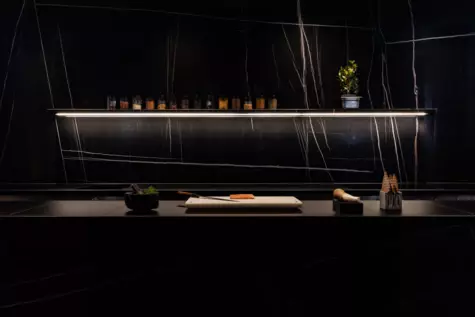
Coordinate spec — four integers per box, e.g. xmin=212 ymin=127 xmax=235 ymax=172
xmin=178 ymin=191 xmax=194 ymax=196
xmin=131 ymin=184 xmax=143 ymax=194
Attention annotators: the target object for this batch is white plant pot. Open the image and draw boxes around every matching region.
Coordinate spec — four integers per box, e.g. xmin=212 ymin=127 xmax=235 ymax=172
xmin=341 ymin=95 xmax=361 ymax=109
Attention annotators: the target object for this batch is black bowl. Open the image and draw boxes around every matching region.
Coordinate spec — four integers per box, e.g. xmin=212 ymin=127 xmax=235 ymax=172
xmin=124 ymin=193 xmax=159 ymax=211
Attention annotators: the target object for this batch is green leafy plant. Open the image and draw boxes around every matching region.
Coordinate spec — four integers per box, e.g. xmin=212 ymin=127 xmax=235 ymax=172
xmin=337 ymin=60 xmax=359 ymax=95
xmin=142 ymin=186 xmax=159 ymax=195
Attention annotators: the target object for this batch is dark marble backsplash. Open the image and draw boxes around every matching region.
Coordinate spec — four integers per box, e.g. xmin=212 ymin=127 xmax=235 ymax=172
xmin=0 ymin=0 xmax=471 ymax=184
xmin=57 ymin=116 xmax=433 ymax=184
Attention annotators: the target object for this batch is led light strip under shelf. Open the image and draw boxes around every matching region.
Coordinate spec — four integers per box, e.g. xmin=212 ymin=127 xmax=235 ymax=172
xmin=55 ymin=111 xmax=429 ymax=118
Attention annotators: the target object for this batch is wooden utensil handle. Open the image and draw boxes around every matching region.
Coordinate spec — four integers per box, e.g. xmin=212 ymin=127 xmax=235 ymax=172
xmin=178 ymin=191 xmax=194 ymax=196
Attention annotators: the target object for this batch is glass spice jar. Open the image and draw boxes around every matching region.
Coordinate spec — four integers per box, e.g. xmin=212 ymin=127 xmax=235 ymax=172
xmin=256 ymin=94 xmax=265 ymax=110
xmin=218 ymin=96 xmax=228 ymax=110
xmin=206 ymin=94 xmax=214 ymax=109
xmin=169 ymin=94 xmax=177 ymax=110
xmin=244 ymin=96 xmax=253 ymax=110
xmin=231 ymin=96 xmax=241 ymax=110
xmin=268 ymin=95 xmax=277 ymax=110
xmin=120 ymin=97 xmax=129 ymax=109
xmin=158 ymin=94 xmax=166 ymax=110
xmin=181 ymin=95 xmax=189 ymax=109
xmin=132 ymin=95 xmax=142 ymax=110
xmin=107 ymin=95 xmax=116 ymax=110
xmin=146 ymin=98 xmax=155 ymax=110
xmin=193 ymin=94 xmax=202 ymax=109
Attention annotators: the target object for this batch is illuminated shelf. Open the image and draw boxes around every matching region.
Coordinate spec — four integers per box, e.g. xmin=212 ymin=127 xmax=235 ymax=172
xmin=51 ymin=109 xmax=435 ymax=118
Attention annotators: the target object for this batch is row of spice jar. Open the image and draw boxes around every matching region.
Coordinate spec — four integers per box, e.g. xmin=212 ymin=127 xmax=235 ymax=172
xmin=106 ymin=94 xmax=278 ymax=110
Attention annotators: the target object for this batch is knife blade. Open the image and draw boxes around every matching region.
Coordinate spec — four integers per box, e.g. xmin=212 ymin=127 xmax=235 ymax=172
xmin=178 ymin=191 xmax=238 ymax=202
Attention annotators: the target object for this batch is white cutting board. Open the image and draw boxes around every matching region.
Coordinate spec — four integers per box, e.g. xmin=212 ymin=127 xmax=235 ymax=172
xmin=185 ymin=196 xmax=303 ymax=209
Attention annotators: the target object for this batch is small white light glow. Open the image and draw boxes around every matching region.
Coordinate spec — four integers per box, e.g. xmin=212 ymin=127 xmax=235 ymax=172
xmin=55 ymin=111 xmax=429 ymax=118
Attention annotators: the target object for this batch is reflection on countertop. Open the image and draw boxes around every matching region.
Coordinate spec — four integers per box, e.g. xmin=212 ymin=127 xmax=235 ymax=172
xmin=0 ymin=198 xmax=473 ymax=217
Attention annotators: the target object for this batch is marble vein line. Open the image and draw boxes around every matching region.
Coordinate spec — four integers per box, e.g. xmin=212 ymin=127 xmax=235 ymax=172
xmin=301 ymin=120 xmax=309 ymax=165
xmin=389 ymin=117 xmax=403 ymax=182
xmin=303 ymin=120 xmax=310 ymax=178
xmin=381 ymin=54 xmax=409 ymax=181
xmin=297 ymin=120 xmax=308 ymax=177
xmin=309 ymin=118 xmax=334 ymax=181
xmin=381 ymin=53 xmax=408 ymax=181
xmin=58 ymin=26 xmax=73 ymax=108
xmin=376 ymin=0 xmax=386 ymax=43
xmin=55 ymin=117 xmax=68 ymax=183
xmin=384 ymin=76 xmax=408 ymax=180
xmin=296 ymin=2 xmax=321 ymax=179
xmin=319 ymin=119 xmax=331 ymax=151
xmin=408 ymin=0 xmax=419 ymax=110
xmin=384 ymin=55 xmax=394 ymax=108
xmin=367 ymin=33 xmax=375 ymax=109
xmin=2 ymin=271 xmax=71 ymax=288
xmin=387 ymin=32 xmax=475 ymax=45
xmin=167 ymin=118 xmax=172 ymax=154
xmin=381 ymin=55 xmax=389 ymax=145
xmin=0 ymin=100 xmax=15 ymax=169
xmin=293 ymin=118 xmax=307 ymax=163
xmin=72 ymin=119 xmax=87 ymax=182
xmin=36 ymin=3 xmax=372 ymax=30
xmin=367 ymin=34 xmax=377 ymax=170
xmin=298 ymin=14 xmax=330 ymax=153
xmin=64 ymin=156 xmax=373 ymax=173
xmin=414 ymin=118 xmax=419 ymax=185
xmin=271 ymin=44 xmax=280 ymax=89
xmin=303 ymin=29 xmax=321 ymax=107
xmin=0 ymin=284 xmax=90 ymax=308
xmin=0 ymin=271 xmax=147 ymax=309
xmin=315 ymin=27 xmax=325 ymax=108
xmin=302 ymin=27 xmax=330 ymax=150
xmin=288 ymin=79 xmax=295 ymax=92
xmin=282 ymin=25 xmax=303 ymax=87
xmin=58 ymin=25 xmax=87 ymax=182
xmin=381 ymin=55 xmax=390 ymax=108
xmin=393 ymin=119 xmax=409 ymax=181
xmin=0 ymin=0 xmax=25 ymax=114
xmin=166 ymin=36 xmax=170 ymax=96
xmin=172 ymin=20 xmax=180 ymax=92
xmin=408 ymin=0 xmax=419 ymax=185
xmin=297 ymin=0 xmax=309 ymax=109
xmin=373 ymin=117 xmax=385 ymax=172
xmin=369 ymin=118 xmax=377 ymax=170
xmin=177 ymin=121 xmax=183 ymax=161
xmin=380 ymin=54 xmax=402 ymax=181
xmin=36 ymin=0 xmax=68 ymax=182
xmin=34 ymin=0 xmax=54 ymax=108
xmin=328 ymin=157 xmax=385 ymax=162
xmin=62 ymin=149 xmax=177 ymax=161
xmin=245 ymin=41 xmax=250 ymax=95
xmin=376 ymin=0 xmax=392 ymax=106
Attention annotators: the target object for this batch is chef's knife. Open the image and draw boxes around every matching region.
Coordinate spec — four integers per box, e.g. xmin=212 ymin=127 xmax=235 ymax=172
xmin=178 ymin=191 xmax=238 ymax=202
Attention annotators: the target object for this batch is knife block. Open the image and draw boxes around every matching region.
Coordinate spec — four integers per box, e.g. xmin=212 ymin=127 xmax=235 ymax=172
xmin=380 ymin=191 xmax=402 ymax=212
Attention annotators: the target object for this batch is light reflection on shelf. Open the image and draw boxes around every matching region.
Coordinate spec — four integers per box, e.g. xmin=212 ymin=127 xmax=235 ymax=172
xmin=55 ymin=111 xmax=429 ymax=118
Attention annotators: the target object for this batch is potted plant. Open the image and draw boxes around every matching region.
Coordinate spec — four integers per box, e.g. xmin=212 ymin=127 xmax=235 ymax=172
xmin=337 ymin=60 xmax=361 ymax=109
xmin=124 ymin=185 xmax=159 ymax=212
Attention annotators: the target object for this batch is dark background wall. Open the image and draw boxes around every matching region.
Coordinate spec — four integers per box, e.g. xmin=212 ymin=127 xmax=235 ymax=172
xmin=0 ymin=0 xmax=464 ymax=185
xmin=381 ymin=0 xmax=475 ymax=183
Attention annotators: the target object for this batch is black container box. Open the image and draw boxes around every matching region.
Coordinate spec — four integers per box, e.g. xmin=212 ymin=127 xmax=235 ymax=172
xmin=332 ymin=199 xmax=363 ymax=215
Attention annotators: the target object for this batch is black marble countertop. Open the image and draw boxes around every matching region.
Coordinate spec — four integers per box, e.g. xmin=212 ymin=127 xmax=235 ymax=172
xmin=0 ymin=198 xmax=474 ymax=217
